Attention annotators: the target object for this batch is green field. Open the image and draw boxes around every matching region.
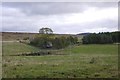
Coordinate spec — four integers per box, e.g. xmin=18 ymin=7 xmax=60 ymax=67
xmin=2 ymin=42 xmax=118 ymax=78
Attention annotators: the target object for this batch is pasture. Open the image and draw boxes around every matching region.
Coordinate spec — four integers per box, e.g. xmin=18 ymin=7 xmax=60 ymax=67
xmin=2 ymin=42 xmax=118 ymax=78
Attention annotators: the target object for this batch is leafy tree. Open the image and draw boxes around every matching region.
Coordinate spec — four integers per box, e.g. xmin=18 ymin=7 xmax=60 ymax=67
xmin=39 ymin=27 xmax=53 ymax=34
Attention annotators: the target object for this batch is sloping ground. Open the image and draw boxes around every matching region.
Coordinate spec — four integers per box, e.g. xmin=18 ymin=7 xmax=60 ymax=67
xmin=2 ymin=42 xmax=40 ymax=56
xmin=2 ymin=42 xmax=118 ymax=78
xmin=1 ymin=32 xmax=82 ymax=41
xmin=2 ymin=32 xmax=37 ymax=41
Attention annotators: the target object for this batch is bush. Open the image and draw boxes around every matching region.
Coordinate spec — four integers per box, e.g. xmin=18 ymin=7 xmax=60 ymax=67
xmin=52 ymin=37 xmax=69 ymax=49
xmin=30 ymin=34 xmax=50 ymax=48
xmin=23 ymin=37 xmax=29 ymax=40
xmin=30 ymin=34 xmax=78 ymax=49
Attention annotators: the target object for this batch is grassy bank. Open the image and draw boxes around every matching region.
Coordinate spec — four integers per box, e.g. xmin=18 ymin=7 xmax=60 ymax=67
xmin=2 ymin=42 xmax=118 ymax=78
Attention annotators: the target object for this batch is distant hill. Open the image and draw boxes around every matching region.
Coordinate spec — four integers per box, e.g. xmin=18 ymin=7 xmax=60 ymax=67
xmin=77 ymin=33 xmax=91 ymax=36
xmin=1 ymin=32 xmax=83 ymax=41
xmin=2 ymin=32 xmax=37 ymax=41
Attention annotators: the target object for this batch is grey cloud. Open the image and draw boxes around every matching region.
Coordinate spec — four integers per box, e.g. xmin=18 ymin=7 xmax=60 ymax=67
xmin=2 ymin=2 xmax=117 ymax=16
xmin=2 ymin=2 xmax=85 ymax=15
xmin=2 ymin=2 xmax=118 ymax=33
xmin=118 ymin=2 xmax=120 ymax=30
xmin=53 ymin=19 xmax=118 ymax=34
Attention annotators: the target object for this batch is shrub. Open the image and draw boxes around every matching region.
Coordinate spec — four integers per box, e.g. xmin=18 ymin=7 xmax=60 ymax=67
xmin=23 ymin=37 xmax=29 ymax=40
xmin=30 ymin=34 xmax=78 ymax=49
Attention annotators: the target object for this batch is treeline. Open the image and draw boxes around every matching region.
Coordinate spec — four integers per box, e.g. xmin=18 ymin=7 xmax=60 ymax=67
xmin=30 ymin=34 xmax=78 ymax=49
xmin=82 ymin=32 xmax=120 ymax=44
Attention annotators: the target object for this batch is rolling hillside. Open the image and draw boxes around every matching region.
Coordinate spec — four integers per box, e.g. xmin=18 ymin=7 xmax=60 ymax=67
xmin=2 ymin=32 xmax=84 ymax=41
xmin=2 ymin=32 xmax=37 ymax=41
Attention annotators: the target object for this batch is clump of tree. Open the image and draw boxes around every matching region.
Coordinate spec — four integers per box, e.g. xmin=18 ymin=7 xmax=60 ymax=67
xmin=52 ymin=36 xmax=78 ymax=49
xmin=30 ymin=34 xmax=53 ymax=48
xmin=82 ymin=31 xmax=120 ymax=44
xmin=111 ymin=32 xmax=120 ymax=43
xmin=30 ymin=27 xmax=78 ymax=49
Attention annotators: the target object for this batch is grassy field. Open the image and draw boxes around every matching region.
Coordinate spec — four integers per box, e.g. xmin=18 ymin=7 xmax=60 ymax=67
xmin=2 ymin=42 xmax=40 ymax=56
xmin=2 ymin=42 xmax=118 ymax=78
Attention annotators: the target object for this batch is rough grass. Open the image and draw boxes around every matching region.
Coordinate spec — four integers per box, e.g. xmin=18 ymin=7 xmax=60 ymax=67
xmin=67 ymin=44 xmax=118 ymax=54
xmin=2 ymin=42 xmax=118 ymax=78
xmin=2 ymin=42 xmax=40 ymax=56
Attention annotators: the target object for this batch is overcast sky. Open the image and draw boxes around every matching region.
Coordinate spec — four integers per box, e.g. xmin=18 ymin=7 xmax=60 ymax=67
xmin=1 ymin=2 xmax=118 ymax=34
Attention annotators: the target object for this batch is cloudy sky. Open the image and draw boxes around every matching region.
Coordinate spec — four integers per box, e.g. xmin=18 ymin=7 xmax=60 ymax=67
xmin=1 ymin=2 xmax=118 ymax=34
